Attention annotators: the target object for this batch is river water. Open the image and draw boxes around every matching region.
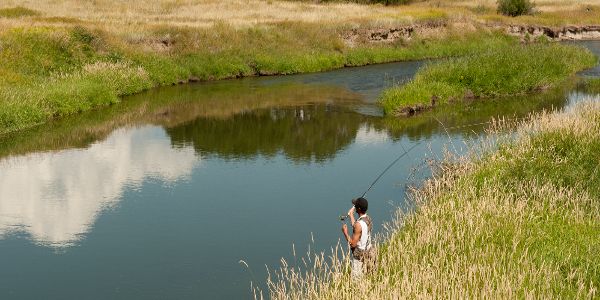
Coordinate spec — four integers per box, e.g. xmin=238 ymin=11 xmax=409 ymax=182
xmin=0 ymin=41 xmax=598 ymax=299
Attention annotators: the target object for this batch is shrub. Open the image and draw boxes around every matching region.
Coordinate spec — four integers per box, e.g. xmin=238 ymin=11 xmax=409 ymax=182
xmin=497 ymin=0 xmax=534 ymax=17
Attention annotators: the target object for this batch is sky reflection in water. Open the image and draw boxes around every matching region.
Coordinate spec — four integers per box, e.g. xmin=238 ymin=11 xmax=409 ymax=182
xmin=0 ymin=127 xmax=198 ymax=247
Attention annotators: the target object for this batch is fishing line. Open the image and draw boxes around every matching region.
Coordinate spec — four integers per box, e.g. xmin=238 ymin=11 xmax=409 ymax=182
xmin=357 ymin=115 xmax=528 ymax=200
xmin=360 ymin=141 xmax=421 ymax=199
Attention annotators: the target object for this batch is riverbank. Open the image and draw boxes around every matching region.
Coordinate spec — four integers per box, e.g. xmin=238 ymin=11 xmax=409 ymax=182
xmin=0 ymin=20 xmax=515 ymax=135
xmin=380 ymin=43 xmax=597 ymax=115
xmin=267 ymin=97 xmax=600 ymax=299
xmin=1 ymin=0 xmax=600 ymax=135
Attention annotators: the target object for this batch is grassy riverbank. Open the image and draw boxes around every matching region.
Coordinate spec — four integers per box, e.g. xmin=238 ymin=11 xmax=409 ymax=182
xmin=1 ymin=0 xmax=600 ymax=134
xmin=380 ymin=43 xmax=597 ymax=115
xmin=267 ymin=98 xmax=600 ymax=299
xmin=0 ymin=19 xmax=518 ymax=135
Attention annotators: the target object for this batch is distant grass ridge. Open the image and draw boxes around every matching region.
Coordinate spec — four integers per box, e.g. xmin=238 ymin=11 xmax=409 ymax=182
xmin=0 ymin=23 xmax=516 ymax=135
xmin=380 ymin=43 xmax=597 ymax=115
xmin=266 ymin=98 xmax=600 ymax=299
xmin=0 ymin=6 xmax=39 ymax=18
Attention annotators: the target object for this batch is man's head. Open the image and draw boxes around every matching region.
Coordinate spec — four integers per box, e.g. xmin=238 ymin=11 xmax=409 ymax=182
xmin=352 ymin=197 xmax=368 ymax=214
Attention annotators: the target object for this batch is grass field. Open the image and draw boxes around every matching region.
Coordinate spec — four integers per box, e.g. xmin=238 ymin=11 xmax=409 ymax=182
xmin=2 ymin=0 xmax=600 ymax=28
xmin=265 ymin=97 xmax=600 ymax=299
xmin=380 ymin=43 xmax=597 ymax=114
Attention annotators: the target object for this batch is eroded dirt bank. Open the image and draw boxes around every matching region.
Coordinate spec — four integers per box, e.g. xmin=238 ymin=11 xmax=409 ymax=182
xmin=342 ymin=23 xmax=600 ymax=46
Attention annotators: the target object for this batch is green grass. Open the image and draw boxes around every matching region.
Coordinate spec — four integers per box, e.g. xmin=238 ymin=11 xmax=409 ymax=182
xmin=0 ymin=22 xmax=520 ymax=135
xmin=580 ymin=78 xmax=600 ymax=94
xmin=380 ymin=43 xmax=598 ymax=115
xmin=0 ymin=6 xmax=40 ymax=18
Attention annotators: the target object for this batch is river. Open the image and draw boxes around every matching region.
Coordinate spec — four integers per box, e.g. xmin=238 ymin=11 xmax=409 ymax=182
xmin=0 ymin=41 xmax=598 ymax=299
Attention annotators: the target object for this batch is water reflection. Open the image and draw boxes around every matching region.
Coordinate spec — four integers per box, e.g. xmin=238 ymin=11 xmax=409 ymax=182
xmin=0 ymin=82 xmax=362 ymax=160
xmin=166 ymin=105 xmax=366 ymax=162
xmin=0 ymin=75 xmax=581 ymax=248
xmin=0 ymin=127 xmax=197 ymax=247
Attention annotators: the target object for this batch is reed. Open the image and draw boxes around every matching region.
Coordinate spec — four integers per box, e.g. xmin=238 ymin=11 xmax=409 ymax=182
xmin=264 ymin=97 xmax=600 ymax=299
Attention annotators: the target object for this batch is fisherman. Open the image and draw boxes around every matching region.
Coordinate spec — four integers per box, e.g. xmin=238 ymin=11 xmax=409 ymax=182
xmin=341 ymin=197 xmax=374 ymax=279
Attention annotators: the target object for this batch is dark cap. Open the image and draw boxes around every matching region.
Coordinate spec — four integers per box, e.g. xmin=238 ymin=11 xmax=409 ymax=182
xmin=352 ymin=197 xmax=368 ymax=212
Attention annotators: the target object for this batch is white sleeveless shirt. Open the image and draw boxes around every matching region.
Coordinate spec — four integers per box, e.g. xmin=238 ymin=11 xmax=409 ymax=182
xmin=356 ymin=215 xmax=371 ymax=251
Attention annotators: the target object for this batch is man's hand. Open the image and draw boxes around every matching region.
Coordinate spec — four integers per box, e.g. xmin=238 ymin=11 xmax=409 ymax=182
xmin=342 ymin=223 xmax=348 ymax=235
xmin=347 ymin=206 xmax=355 ymax=216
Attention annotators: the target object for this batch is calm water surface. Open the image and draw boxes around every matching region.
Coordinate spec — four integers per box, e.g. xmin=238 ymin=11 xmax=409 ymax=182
xmin=1 ymin=41 xmax=599 ymax=299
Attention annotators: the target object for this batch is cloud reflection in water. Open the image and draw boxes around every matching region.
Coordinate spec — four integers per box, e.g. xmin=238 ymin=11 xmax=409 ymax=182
xmin=0 ymin=126 xmax=198 ymax=248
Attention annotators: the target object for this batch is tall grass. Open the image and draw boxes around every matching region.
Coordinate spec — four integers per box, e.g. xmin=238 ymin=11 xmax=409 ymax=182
xmin=264 ymin=98 xmax=600 ymax=299
xmin=380 ymin=43 xmax=597 ymax=115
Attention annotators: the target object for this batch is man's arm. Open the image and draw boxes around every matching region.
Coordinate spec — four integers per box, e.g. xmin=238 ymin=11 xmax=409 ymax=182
xmin=342 ymin=221 xmax=362 ymax=248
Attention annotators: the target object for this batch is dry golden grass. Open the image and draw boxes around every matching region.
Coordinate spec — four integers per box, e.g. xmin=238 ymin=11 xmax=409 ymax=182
xmin=0 ymin=0 xmax=597 ymax=34
xmin=264 ymin=98 xmax=600 ymax=299
xmin=0 ymin=0 xmax=410 ymax=29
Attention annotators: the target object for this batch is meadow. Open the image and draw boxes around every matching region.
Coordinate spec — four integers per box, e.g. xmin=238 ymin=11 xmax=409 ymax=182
xmin=265 ymin=98 xmax=600 ymax=299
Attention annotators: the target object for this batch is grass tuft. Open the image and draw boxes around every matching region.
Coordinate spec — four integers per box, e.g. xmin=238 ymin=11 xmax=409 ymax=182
xmin=380 ymin=43 xmax=597 ymax=115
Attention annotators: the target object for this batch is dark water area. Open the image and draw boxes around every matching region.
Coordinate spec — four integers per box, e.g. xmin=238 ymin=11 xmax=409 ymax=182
xmin=0 ymin=41 xmax=599 ymax=299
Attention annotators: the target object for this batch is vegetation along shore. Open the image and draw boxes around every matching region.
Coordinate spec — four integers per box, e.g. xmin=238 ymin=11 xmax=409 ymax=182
xmin=1 ymin=0 xmax=600 ymax=134
xmin=380 ymin=43 xmax=597 ymax=115
xmin=266 ymin=97 xmax=600 ymax=299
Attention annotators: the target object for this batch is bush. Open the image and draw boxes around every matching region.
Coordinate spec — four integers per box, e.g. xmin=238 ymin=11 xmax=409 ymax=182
xmin=497 ymin=0 xmax=534 ymax=17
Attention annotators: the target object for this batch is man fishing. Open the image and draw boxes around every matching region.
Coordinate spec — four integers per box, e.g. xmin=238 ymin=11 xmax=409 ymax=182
xmin=341 ymin=197 xmax=374 ymax=279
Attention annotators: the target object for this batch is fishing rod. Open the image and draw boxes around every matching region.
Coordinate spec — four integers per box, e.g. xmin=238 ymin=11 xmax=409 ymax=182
xmin=360 ymin=142 xmax=420 ymax=199
xmin=340 ymin=115 xmax=526 ymax=222
xmin=339 ymin=141 xmax=420 ymax=222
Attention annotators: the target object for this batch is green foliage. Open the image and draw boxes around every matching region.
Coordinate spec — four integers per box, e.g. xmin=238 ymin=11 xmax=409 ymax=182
xmin=380 ymin=43 xmax=597 ymax=114
xmin=0 ymin=6 xmax=40 ymax=18
xmin=497 ymin=0 xmax=534 ymax=17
